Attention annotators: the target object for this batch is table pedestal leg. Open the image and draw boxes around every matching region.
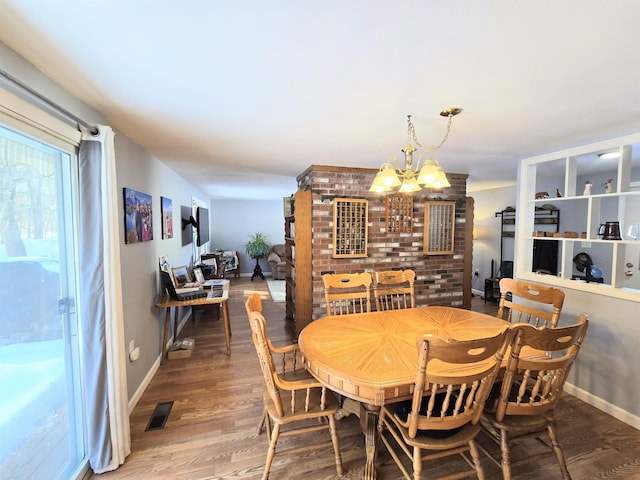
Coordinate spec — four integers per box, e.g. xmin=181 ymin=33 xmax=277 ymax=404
xmin=360 ymin=403 xmax=380 ymax=480
xmin=251 ymin=257 xmax=265 ymax=280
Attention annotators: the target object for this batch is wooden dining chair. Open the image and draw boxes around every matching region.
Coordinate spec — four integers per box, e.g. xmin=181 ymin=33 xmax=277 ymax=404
xmin=245 ymin=293 xmax=310 ymax=433
xmin=377 ymin=328 xmax=511 ymax=480
xmin=246 ymin=305 xmax=343 ymax=479
xmin=498 ymin=278 xmax=565 ymax=328
xmin=372 ymin=269 xmax=416 ymax=311
xmin=322 ymin=272 xmax=372 ymax=315
xmin=479 ymin=314 xmax=589 ymax=480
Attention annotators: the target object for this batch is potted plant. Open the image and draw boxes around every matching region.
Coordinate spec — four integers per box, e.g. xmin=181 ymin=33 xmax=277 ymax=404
xmin=245 ymin=232 xmax=271 ymax=280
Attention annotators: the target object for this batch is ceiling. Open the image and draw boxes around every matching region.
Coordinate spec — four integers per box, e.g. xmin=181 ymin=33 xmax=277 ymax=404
xmin=2 ymin=1 xmax=640 ymax=200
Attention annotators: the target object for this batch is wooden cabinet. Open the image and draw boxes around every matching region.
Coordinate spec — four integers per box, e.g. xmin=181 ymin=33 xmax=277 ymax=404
xmin=516 ymin=133 xmax=640 ymax=300
xmin=285 ymin=189 xmax=312 ymax=337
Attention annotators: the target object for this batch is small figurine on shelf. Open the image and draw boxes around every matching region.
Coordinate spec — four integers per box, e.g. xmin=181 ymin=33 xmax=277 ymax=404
xmin=556 ymin=188 xmax=562 ymax=197
xmin=604 ymin=178 xmax=614 ymax=194
xmin=583 ymin=181 xmax=592 ymax=196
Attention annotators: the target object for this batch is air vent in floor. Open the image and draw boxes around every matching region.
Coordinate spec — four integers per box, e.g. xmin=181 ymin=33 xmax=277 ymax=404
xmin=145 ymin=401 xmax=174 ymax=431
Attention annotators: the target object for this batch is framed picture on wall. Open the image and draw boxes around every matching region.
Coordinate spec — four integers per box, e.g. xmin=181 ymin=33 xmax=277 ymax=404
xmin=423 ymin=201 xmax=455 ymax=255
xmin=123 ymin=187 xmax=153 ymax=244
xmin=161 ymin=196 xmax=173 ymax=239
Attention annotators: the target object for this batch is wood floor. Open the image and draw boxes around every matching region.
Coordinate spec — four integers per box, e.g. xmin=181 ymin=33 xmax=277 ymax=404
xmin=95 ymin=278 xmax=640 ymax=479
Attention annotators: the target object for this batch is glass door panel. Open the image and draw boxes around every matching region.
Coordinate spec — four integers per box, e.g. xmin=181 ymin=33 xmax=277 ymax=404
xmin=0 ymin=125 xmax=85 ymax=479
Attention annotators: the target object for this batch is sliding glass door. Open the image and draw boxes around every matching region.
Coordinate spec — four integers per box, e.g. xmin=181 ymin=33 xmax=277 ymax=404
xmin=0 ymin=125 xmax=86 ymax=479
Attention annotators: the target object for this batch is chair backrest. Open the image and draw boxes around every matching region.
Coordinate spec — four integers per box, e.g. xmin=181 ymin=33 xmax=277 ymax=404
xmin=498 ymin=278 xmax=565 ymax=328
xmin=247 ymin=308 xmax=285 ymax=416
xmin=201 ymin=253 xmax=225 ymax=279
xmin=496 ymin=260 xmax=513 ymax=279
xmin=495 ymin=314 xmax=589 ymax=421
xmin=245 ymin=292 xmax=306 ymax=400
xmin=404 ymin=328 xmax=511 ymax=438
xmin=322 ymin=272 xmax=372 ymax=315
xmin=373 ymin=269 xmax=416 ymax=311
xmin=245 ymin=292 xmax=263 ymax=316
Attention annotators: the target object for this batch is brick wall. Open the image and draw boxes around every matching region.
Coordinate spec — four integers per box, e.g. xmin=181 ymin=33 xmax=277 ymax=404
xmin=296 ymin=165 xmax=469 ymax=321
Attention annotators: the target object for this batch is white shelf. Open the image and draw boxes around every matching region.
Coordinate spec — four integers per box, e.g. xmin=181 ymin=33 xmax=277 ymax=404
xmin=517 ymin=133 xmax=640 ymax=300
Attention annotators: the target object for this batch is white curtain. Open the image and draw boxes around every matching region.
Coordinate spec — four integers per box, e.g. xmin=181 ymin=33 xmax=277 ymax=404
xmin=79 ymin=125 xmax=131 ymax=473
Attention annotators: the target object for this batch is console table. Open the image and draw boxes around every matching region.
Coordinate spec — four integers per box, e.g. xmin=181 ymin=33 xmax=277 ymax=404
xmin=155 ymin=279 xmax=231 ymax=362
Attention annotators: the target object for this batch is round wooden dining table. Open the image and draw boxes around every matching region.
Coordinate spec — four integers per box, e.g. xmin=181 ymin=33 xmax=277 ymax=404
xmin=298 ymin=306 xmax=509 ymax=480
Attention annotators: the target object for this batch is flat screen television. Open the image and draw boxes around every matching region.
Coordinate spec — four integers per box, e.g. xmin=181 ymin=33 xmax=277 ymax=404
xmin=181 ymin=205 xmax=194 ymax=246
xmin=196 ymin=206 xmax=210 ymax=247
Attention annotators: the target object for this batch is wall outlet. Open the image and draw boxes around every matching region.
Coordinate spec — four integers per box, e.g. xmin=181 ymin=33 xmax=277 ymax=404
xmin=129 ymin=346 xmax=140 ymax=362
xmin=474 ymin=269 xmax=479 ymax=276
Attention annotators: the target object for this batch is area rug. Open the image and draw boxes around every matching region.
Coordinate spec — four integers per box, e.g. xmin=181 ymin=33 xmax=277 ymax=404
xmin=266 ymin=279 xmax=286 ymax=303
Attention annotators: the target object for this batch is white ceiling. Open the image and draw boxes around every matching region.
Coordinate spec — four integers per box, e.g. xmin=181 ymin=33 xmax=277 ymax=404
xmin=2 ymin=1 xmax=640 ymax=199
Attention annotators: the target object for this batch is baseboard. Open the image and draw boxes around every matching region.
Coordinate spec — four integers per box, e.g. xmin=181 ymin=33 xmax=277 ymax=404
xmin=128 ymin=309 xmax=192 ymax=413
xmin=472 ymin=288 xmax=484 ymax=297
xmin=564 ymin=382 xmax=640 ymax=430
xmin=129 ymin=355 xmax=161 ymax=414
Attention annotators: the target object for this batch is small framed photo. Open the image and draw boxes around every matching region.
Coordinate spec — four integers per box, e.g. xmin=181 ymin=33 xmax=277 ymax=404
xmin=283 ymin=195 xmax=294 ymax=217
xmin=171 ymin=266 xmax=191 ymax=287
xmin=193 ymin=267 xmax=205 ymax=283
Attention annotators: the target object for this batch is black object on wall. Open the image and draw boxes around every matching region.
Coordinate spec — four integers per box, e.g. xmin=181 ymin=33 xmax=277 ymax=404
xmin=181 ymin=205 xmax=195 ymax=246
xmin=196 ymin=206 xmax=209 ymax=246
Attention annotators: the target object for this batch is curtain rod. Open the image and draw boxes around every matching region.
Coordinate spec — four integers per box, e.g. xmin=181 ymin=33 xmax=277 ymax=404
xmin=0 ymin=67 xmax=99 ymax=135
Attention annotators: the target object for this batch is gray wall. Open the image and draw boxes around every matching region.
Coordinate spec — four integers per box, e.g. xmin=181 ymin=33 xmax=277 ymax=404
xmin=114 ymin=136 xmax=210 ymax=397
xmin=1 ymin=41 xmax=213 ymax=400
xmin=471 ymin=185 xmax=517 ymax=294
xmin=211 ymin=198 xmax=285 ymax=277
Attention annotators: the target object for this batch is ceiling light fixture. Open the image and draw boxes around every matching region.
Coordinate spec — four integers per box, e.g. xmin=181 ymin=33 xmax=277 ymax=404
xmin=369 ymin=108 xmax=463 ymax=194
xmin=598 ymin=151 xmax=620 ymax=159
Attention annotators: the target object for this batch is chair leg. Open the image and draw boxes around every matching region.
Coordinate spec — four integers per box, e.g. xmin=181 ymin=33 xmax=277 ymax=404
xmin=327 ymin=414 xmax=344 ymax=475
xmin=412 ymin=445 xmax=422 ymax=480
xmin=263 ymin=422 xmax=280 ymax=480
xmin=499 ymin=429 xmax=512 ymax=480
xmin=265 ymin=413 xmax=272 ymax=443
xmin=469 ymin=439 xmax=485 ymax=480
xmin=547 ymin=424 xmax=572 ymax=480
xmin=257 ymin=407 xmax=267 ymax=434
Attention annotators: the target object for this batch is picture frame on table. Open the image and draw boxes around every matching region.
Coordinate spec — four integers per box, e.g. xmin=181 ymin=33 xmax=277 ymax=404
xmin=171 ymin=266 xmax=191 ymax=287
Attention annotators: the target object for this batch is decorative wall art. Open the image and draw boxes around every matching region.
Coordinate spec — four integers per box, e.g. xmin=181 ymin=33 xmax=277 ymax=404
xmin=332 ymin=198 xmax=368 ymax=258
xmin=423 ymin=201 xmax=455 ymax=255
xmin=385 ymin=195 xmax=413 ymax=233
xmin=161 ymin=196 xmax=173 ymax=239
xmin=123 ymin=187 xmax=153 ymax=244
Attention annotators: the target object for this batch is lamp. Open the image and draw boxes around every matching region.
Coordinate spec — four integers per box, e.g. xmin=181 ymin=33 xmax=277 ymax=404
xmin=369 ymin=108 xmax=462 ymax=194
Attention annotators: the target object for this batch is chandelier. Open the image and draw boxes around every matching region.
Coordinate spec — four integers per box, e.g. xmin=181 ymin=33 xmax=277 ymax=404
xmin=369 ymin=108 xmax=462 ymax=194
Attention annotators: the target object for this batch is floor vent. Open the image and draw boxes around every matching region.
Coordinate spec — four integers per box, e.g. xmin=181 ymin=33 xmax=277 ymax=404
xmin=145 ymin=401 xmax=174 ymax=431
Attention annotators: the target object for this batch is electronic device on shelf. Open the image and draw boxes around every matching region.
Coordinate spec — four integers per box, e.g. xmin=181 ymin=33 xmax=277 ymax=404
xmin=572 ymin=252 xmax=604 ymax=283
